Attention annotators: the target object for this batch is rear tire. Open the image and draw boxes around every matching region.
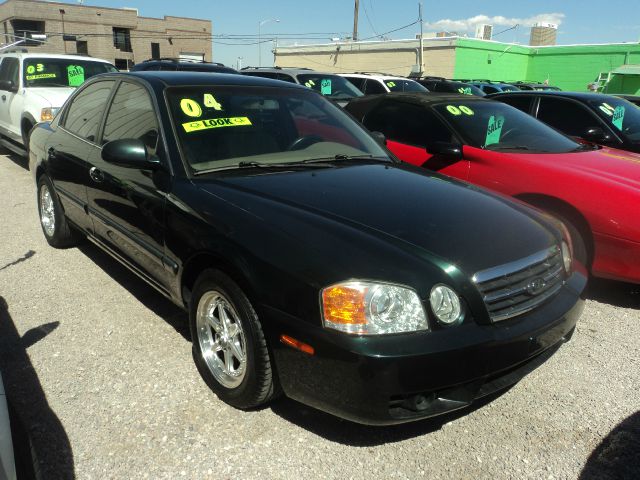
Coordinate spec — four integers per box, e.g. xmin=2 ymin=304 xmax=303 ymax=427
xmin=190 ymin=269 xmax=278 ymax=409
xmin=37 ymin=175 xmax=79 ymax=248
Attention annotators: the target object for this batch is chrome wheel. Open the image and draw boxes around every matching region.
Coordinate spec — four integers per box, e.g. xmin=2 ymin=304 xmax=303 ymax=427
xmin=196 ymin=290 xmax=247 ymax=388
xmin=39 ymin=184 xmax=56 ymax=237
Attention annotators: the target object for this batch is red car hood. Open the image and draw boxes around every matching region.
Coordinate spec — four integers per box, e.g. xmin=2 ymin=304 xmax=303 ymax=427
xmin=468 ymin=146 xmax=640 ymax=190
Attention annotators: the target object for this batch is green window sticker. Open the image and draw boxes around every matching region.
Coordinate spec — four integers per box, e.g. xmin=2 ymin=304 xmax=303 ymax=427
xmin=459 ymin=106 xmax=474 ymax=116
xmin=446 ymin=105 xmax=461 ymax=115
xmin=26 ymin=65 xmax=36 ymax=74
xmin=458 ymin=87 xmax=472 ymax=95
xmin=67 ymin=65 xmax=85 ymax=87
xmin=484 ymin=115 xmax=505 ymax=147
xmin=321 ymin=79 xmax=332 ymax=95
xmin=204 ymin=93 xmax=223 ymax=111
xmin=182 ymin=116 xmax=252 ymax=133
xmin=386 ymin=81 xmax=396 ymax=88
xmin=612 ymin=106 xmax=625 ymax=130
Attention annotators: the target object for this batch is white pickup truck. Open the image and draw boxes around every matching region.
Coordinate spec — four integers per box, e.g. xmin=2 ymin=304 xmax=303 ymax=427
xmin=0 ymin=51 xmax=117 ymax=155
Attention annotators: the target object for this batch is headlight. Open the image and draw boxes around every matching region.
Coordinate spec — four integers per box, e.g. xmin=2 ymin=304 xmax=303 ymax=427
xmin=40 ymin=107 xmax=60 ymax=122
xmin=321 ymin=281 xmax=427 ymax=335
xmin=561 ymin=240 xmax=572 ymax=273
xmin=429 ymin=284 xmax=462 ymax=325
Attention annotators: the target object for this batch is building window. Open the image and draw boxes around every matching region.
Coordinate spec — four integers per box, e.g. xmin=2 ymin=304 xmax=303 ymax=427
xmin=114 ymin=59 xmax=129 ymax=71
xmin=112 ymin=27 xmax=132 ymax=52
xmin=10 ymin=19 xmax=45 ymax=46
xmin=151 ymin=42 xmax=160 ymax=59
xmin=76 ymin=41 xmax=88 ymax=55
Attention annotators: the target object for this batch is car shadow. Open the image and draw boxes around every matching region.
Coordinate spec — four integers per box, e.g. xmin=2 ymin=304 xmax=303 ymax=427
xmin=587 ymin=278 xmax=640 ymax=309
xmin=579 ymin=410 xmax=640 ymax=480
xmin=269 ymin=387 xmax=513 ymax=446
xmin=1 ymin=147 xmax=29 ymax=171
xmin=0 ymin=296 xmax=75 ymax=479
xmin=76 ymin=243 xmax=190 ymax=341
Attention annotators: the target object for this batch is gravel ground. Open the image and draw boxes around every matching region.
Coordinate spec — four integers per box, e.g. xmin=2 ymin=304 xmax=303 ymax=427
xmin=0 ymin=152 xmax=638 ymax=480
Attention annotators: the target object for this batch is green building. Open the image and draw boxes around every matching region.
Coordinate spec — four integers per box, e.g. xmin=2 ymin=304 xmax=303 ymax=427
xmin=275 ymin=37 xmax=640 ymax=93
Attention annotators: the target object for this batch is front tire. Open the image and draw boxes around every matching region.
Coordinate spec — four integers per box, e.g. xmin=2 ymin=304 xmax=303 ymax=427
xmin=553 ymin=213 xmax=589 ymax=268
xmin=190 ymin=269 xmax=278 ymax=409
xmin=37 ymin=175 xmax=79 ymax=248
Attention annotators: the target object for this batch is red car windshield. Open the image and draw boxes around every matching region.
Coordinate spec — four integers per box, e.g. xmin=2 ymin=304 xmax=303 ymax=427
xmin=433 ymin=101 xmax=581 ymax=153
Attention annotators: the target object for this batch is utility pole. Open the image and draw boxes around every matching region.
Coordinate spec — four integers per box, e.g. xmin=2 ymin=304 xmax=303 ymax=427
xmin=419 ymin=2 xmax=424 ymax=74
xmin=353 ymin=0 xmax=359 ymax=41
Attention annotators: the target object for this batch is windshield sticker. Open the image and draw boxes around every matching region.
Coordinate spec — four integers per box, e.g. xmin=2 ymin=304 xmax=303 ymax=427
xmin=304 ymin=79 xmax=316 ymax=88
xmin=204 ymin=94 xmax=223 ymax=111
xmin=484 ymin=115 xmax=504 ymax=147
xmin=321 ymin=79 xmax=332 ymax=95
xmin=180 ymin=98 xmax=203 ymax=118
xmin=612 ymin=106 xmax=625 ymax=130
xmin=182 ymin=116 xmax=252 ymax=133
xmin=446 ymin=105 xmax=461 ymax=115
xmin=67 ymin=65 xmax=85 ymax=87
xmin=26 ymin=73 xmax=56 ymax=81
xmin=386 ymin=81 xmax=396 ymax=88
xmin=459 ymin=106 xmax=474 ymax=115
xmin=458 ymin=87 xmax=473 ymax=95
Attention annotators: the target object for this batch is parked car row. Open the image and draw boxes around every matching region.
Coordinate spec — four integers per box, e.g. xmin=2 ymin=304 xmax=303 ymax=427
xmin=4 ymin=52 xmax=636 ymax=426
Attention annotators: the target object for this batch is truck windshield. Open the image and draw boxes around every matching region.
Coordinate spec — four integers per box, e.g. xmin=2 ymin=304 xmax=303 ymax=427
xmin=23 ymin=58 xmax=117 ymax=88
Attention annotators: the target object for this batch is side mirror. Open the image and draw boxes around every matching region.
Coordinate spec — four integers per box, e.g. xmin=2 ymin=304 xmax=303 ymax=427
xmin=102 ymin=139 xmax=160 ymax=170
xmin=582 ymin=127 xmax=612 ymax=144
xmin=370 ymin=131 xmax=387 ymax=146
xmin=426 ymin=141 xmax=463 ymax=160
xmin=0 ymin=79 xmax=17 ymax=92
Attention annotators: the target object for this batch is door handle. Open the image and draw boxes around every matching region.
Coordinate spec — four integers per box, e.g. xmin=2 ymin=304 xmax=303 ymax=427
xmin=89 ymin=167 xmax=104 ymax=183
xmin=1 ymin=95 xmax=5 ymax=101
xmin=47 ymin=147 xmax=57 ymax=159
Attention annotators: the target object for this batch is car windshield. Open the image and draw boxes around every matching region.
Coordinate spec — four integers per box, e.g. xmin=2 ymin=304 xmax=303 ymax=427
xmin=500 ymin=85 xmax=520 ymax=92
xmin=384 ymin=79 xmax=428 ymax=93
xmin=167 ymin=85 xmax=389 ymax=172
xmin=296 ymin=74 xmax=364 ymax=100
xmin=588 ymin=97 xmax=640 ymax=142
xmin=23 ymin=58 xmax=117 ymax=88
xmin=434 ymin=101 xmax=581 ymax=153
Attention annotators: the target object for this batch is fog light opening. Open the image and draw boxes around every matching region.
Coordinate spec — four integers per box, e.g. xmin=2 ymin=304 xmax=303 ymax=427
xmin=402 ymin=393 xmax=436 ymax=412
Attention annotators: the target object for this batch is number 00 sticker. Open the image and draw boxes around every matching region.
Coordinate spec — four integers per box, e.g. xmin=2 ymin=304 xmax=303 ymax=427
xmin=180 ymin=98 xmax=202 ymax=118
xmin=447 ymin=105 xmax=474 ymax=116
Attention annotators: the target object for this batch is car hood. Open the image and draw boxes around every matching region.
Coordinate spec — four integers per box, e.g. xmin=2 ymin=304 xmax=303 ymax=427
xmin=27 ymin=87 xmax=75 ymax=108
xmin=199 ymin=163 xmax=558 ymax=276
xmin=498 ymin=146 xmax=640 ymax=190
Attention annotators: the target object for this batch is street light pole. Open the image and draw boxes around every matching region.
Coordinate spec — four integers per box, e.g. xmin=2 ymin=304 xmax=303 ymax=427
xmin=258 ymin=18 xmax=279 ymax=67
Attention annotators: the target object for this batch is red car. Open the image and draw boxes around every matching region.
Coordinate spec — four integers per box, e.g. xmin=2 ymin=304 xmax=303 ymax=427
xmin=346 ymin=93 xmax=640 ymax=284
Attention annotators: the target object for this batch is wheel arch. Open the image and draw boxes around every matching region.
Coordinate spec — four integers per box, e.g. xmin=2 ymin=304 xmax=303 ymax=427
xmin=514 ymin=193 xmax=594 ymax=266
xmin=179 ymin=251 xmax=259 ymax=310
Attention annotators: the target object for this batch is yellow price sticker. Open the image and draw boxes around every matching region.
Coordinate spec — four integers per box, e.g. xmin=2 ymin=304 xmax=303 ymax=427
xmin=26 ymin=73 xmax=57 ymax=80
xmin=459 ymin=106 xmax=474 ymax=115
xmin=182 ymin=116 xmax=252 ymax=133
xmin=180 ymin=98 xmax=203 ymax=118
xmin=204 ymin=94 xmax=223 ymax=111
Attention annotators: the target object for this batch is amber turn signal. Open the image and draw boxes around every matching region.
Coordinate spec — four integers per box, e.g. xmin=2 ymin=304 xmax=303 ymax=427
xmin=322 ymin=285 xmax=367 ymax=326
xmin=280 ymin=334 xmax=314 ymax=355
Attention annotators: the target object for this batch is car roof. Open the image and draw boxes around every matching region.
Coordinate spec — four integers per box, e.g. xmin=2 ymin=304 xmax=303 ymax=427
xmin=0 ymin=52 xmax=112 ymax=63
xmin=339 ymin=73 xmax=413 ymax=81
xmin=349 ymin=92 xmax=490 ymax=107
xmin=240 ymin=67 xmax=318 ymax=76
xmin=488 ymin=90 xmax=613 ymax=101
xmin=95 ymin=71 xmax=310 ymax=90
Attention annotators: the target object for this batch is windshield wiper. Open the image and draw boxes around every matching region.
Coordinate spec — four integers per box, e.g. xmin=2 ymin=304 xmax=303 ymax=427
xmin=303 ymin=154 xmax=390 ymax=163
xmin=484 ymin=145 xmax=532 ymax=151
xmin=193 ymin=160 xmax=336 ymax=175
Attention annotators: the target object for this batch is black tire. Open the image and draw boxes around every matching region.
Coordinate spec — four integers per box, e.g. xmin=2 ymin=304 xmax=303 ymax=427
xmin=190 ymin=269 xmax=278 ymax=409
xmin=36 ymin=175 xmax=79 ymax=248
xmin=553 ymin=213 xmax=589 ymax=268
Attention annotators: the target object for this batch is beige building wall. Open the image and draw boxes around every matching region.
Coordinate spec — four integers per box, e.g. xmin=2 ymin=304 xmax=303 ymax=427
xmin=0 ymin=0 xmax=212 ymax=66
xmin=275 ymin=39 xmax=456 ymax=78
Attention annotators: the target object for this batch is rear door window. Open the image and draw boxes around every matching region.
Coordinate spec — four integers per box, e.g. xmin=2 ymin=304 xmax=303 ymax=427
xmin=363 ymin=80 xmax=386 ymax=95
xmin=62 ymin=80 xmax=115 ymax=142
xmin=497 ymin=95 xmax=534 ymax=114
xmin=537 ymin=97 xmax=605 ymax=137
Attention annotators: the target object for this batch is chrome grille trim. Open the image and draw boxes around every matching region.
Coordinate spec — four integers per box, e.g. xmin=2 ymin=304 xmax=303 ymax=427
xmin=473 ymin=246 xmax=565 ymax=323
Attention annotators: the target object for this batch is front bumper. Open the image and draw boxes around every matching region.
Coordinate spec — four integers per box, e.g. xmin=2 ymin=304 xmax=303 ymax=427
xmin=267 ymin=270 xmax=586 ymax=425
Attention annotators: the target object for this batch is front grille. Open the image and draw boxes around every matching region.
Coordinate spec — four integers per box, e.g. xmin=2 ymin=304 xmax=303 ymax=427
xmin=473 ymin=246 xmax=565 ymax=322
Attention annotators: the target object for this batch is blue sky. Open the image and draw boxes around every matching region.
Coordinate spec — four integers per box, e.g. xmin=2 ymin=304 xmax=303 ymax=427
xmin=58 ymin=0 xmax=640 ymax=68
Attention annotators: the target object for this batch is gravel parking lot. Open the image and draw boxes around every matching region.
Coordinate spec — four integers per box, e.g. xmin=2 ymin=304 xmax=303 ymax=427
xmin=0 ymin=151 xmax=638 ymax=479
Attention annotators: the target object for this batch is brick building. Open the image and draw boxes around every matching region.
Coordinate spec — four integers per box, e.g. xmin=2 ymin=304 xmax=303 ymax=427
xmin=0 ymin=0 xmax=212 ymax=69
